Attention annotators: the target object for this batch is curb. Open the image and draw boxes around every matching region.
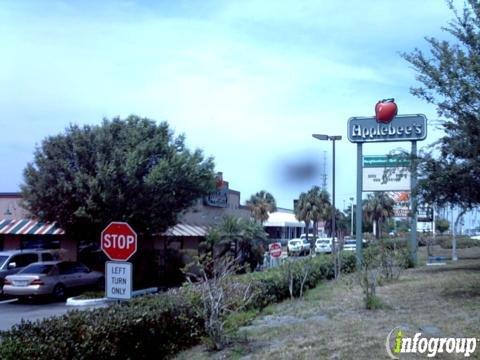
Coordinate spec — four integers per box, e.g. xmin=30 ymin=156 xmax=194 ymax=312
xmin=66 ymin=287 xmax=158 ymax=306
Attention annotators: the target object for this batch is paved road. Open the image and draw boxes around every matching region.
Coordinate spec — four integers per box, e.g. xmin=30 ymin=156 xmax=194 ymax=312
xmin=0 ymin=298 xmax=106 ymax=331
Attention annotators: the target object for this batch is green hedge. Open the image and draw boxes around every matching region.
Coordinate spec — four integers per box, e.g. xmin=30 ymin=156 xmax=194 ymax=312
xmin=0 ymin=289 xmax=203 ymax=360
xmin=0 ymin=252 xmax=356 ymax=360
xmin=438 ymin=236 xmax=480 ymax=249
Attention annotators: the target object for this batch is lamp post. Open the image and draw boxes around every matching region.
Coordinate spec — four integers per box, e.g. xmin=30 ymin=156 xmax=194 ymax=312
xmin=312 ymin=134 xmax=342 ymax=277
xmin=350 ymin=197 xmax=354 ymax=237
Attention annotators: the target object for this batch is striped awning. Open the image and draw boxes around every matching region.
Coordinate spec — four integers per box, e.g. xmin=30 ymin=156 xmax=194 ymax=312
xmin=0 ymin=219 xmax=206 ymax=237
xmin=0 ymin=219 xmax=65 ymax=235
xmin=162 ymin=223 xmax=208 ymax=237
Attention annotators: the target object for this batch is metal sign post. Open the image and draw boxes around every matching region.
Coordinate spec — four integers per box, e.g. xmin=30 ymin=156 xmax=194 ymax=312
xmin=356 ymin=143 xmax=363 ymax=267
xmin=410 ymin=140 xmax=418 ymax=264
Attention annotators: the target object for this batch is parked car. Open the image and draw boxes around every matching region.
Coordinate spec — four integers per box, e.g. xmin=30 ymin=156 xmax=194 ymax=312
xmin=343 ymin=239 xmax=357 ymax=251
xmin=287 ymin=238 xmax=311 ymax=256
xmin=0 ymin=249 xmax=59 ymax=294
xmin=315 ymin=238 xmax=332 ymax=254
xmin=3 ymin=261 xmax=104 ymax=300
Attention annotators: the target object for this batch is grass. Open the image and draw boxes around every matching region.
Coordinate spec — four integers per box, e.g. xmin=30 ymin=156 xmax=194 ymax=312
xmin=175 ymin=246 xmax=480 ymax=360
xmin=73 ymin=290 xmax=105 ymax=299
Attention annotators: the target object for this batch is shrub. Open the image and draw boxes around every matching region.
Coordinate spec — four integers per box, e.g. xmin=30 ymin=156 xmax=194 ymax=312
xmin=365 ymin=294 xmax=384 ymax=310
xmin=0 ymin=290 xmax=203 ymax=360
xmin=358 ymin=241 xmax=409 ymax=310
xmin=438 ymin=236 xmax=479 ymax=249
xmin=244 ymin=252 xmax=356 ymax=307
xmin=0 ymin=252 xmax=357 ymax=359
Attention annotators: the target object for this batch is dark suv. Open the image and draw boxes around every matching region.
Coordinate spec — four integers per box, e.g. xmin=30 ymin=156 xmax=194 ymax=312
xmin=0 ymin=249 xmax=59 ymax=293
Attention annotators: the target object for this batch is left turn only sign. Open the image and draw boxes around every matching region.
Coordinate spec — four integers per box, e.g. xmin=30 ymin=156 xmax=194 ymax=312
xmin=106 ymin=261 xmax=132 ymax=300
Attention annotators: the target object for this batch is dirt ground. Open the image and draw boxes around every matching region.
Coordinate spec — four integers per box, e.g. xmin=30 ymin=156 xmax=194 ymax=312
xmin=175 ymin=246 xmax=480 ymax=360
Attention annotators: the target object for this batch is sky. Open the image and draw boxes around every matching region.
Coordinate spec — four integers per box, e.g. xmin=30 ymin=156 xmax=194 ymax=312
xmin=0 ymin=0 xmax=464 ymax=211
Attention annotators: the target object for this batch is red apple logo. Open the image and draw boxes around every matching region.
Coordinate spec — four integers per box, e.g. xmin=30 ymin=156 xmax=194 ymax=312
xmin=375 ymin=98 xmax=397 ymax=123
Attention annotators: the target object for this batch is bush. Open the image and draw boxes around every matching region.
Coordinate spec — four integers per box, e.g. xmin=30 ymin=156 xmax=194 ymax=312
xmin=0 ymin=290 xmax=203 ymax=360
xmin=438 ymin=236 xmax=479 ymax=249
xmin=0 ymin=252 xmax=357 ymax=359
xmin=244 ymin=252 xmax=356 ymax=307
xmin=365 ymin=294 xmax=384 ymax=310
xmin=358 ymin=240 xmax=409 ymax=310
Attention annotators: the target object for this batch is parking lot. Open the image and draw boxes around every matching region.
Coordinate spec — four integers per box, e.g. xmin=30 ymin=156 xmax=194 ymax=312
xmin=0 ymin=297 xmax=105 ymax=331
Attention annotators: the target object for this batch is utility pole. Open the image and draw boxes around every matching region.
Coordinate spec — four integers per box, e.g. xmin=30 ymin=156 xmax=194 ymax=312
xmin=312 ymin=134 xmax=342 ymax=278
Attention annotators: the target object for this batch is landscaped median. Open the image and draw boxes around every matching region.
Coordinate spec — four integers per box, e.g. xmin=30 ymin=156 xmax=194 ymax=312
xmin=0 ymin=252 xmax=356 ymax=360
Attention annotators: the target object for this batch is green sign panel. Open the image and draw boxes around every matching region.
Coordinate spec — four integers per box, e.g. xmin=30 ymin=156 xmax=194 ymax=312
xmin=363 ymin=155 xmax=411 ymax=168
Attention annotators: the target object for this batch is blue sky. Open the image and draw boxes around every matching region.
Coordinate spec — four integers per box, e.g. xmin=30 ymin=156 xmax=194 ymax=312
xmin=0 ymin=0 xmax=462 ymax=210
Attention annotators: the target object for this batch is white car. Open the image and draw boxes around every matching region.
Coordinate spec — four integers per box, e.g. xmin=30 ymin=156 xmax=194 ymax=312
xmin=287 ymin=238 xmax=311 ymax=256
xmin=315 ymin=238 xmax=332 ymax=254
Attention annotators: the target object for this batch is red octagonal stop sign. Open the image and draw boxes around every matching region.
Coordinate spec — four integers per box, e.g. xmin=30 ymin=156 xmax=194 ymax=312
xmin=101 ymin=222 xmax=137 ymax=261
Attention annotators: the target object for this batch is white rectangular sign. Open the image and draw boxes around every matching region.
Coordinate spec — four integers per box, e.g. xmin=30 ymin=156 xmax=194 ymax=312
xmin=394 ymin=207 xmax=410 ymax=218
xmin=363 ymin=167 xmax=410 ymax=191
xmin=106 ymin=261 xmax=132 ymax=300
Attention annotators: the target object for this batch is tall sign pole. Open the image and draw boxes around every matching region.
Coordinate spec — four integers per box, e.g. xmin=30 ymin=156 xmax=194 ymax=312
xmin=348 ymin=99 xmax=427 ymax=266
xmin=410 ymin=140 xmax=418 ymax=263
xmin=356 ymin=142 xmax=363 ymax=267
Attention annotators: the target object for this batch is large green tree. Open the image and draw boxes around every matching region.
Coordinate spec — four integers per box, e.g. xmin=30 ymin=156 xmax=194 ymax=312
xmin=402 ymin=0 xmax=480 ymax=212
xmin=246 ymin=190 xmax=277 ymax=224
xmin=21 ymin=116 xmax=216 ymax=239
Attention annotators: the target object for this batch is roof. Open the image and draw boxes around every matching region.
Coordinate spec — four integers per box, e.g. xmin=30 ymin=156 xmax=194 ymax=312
xmin=162 ymin=223 xmax=208 ymax=237
xmin=0 ymin=219 xmax=65 ymax=235
xmin=263 ymin=211 xmax=305 ymax=228
xmin=0 ymin=220 xmax=207 ymax=238
xmin=0 ymin=193 xmax=22 ymax=198
xmin=0 ymin=249 xmax=58 ymax=255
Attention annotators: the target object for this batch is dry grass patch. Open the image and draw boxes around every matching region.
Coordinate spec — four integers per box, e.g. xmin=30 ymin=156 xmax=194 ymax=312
xmin=175 ymin=247 xmax=480 ymax=360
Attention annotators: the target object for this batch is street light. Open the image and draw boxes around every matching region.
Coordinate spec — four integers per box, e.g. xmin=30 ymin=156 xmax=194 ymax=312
xmin=312 ymin=134 xmax=342 ymax=277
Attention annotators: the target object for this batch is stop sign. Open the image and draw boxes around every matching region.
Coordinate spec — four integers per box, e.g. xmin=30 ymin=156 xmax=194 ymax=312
xmin=269 ymin=242 xmax=282 ymax=258
xmin=101 ymin=222 xmax=137 ymax=261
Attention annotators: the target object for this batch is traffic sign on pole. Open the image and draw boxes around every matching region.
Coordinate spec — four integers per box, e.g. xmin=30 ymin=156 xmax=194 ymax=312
xmin=101 ymin=222 xmax=138 ymax=261
xmin=106 ymin=261 xmax=132 ymax=300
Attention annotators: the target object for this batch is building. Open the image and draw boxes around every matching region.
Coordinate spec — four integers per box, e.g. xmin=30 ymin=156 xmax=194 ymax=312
xmin=0 ymin=175 xmax=252 ymax=285
xmin=263 ymin=208 xmax=305 ymax=244
xmin=0 ymin=193 xmax=77 ymax=260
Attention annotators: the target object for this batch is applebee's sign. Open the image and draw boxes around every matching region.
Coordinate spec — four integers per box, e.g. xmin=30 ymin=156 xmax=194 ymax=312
xmin=348 ymin=114 xmax=427 ymax=143
xmin=348 ymin=100 xmax=426 ymax=143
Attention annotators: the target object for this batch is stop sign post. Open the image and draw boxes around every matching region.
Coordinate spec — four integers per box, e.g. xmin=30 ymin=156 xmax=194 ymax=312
xmin=101 ymin=222 xmax=137 ymax=261
xmin=101 ymin=222 xmax=137 ymax=300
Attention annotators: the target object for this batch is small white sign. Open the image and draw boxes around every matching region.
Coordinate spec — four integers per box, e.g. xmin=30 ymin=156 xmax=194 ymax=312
xmin=394 ymin=207 xmax=410 ymax=218
xmin=363 ymin=167 xmax=410 ymax=191
xmin=106 ymin=261 xmax=132 ymax=300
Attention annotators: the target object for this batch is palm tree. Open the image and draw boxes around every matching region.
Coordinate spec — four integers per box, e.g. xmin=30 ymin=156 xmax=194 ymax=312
xmin=363 ymin=192 xmax=395 ymax=239
xmin=294 ymin=187 xmax=331 ymax=242
xmin=307 ymin=186 xmax=331 ymax=238
xmin=202 ymin=216 xmax=267 ymax=271
xmin=246 ymin=190 xmax=277 ymax=224
xmin=294 ymin=191 xmax=312 ymax=241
